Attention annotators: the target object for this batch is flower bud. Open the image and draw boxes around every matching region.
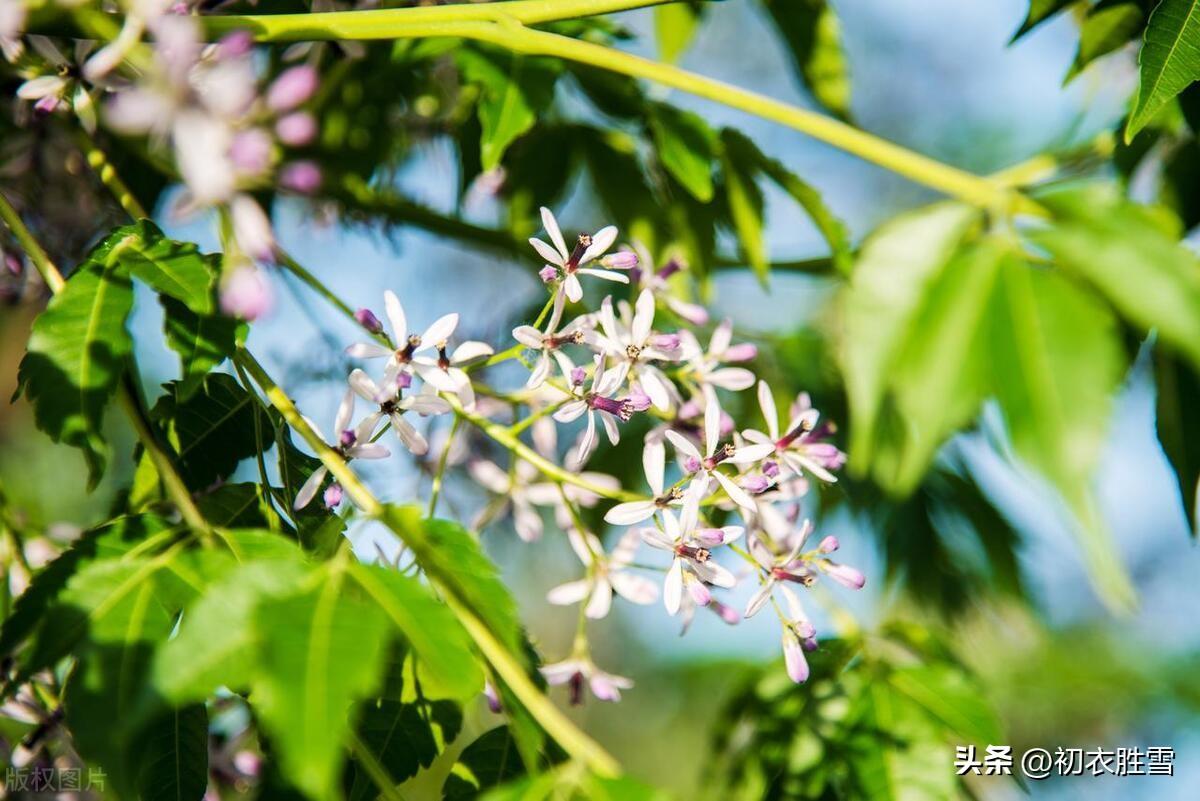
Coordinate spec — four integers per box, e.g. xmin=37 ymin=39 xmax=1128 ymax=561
xmin=279 ymin=160 xmax=322 ymax=194
xmin=219 ymin=262 xmax=272 ymax=321
xmin=231 ymin=195 xmax=276 ymax=263
xmin=275 ymin=111 xmax=318 ymax=146
xmin=763 ymin=460 xmax=780 ymax=478
xmin=539 ymin=265 xmax=558 ymax=283
xmin=267 ymin=65 xmax=318 ymax=112
xmin=650 ymin=333 xmax=681 ymax=352
xmin=396 ymin=372 xmax=413 ymax=390
xmin=601 ymin=249 xmax=638 ymax=270
xmin=355 ymin=307 xmax=383 ymax=334
xmin=570 ymin=366 xmax=586 ymax=386
xmin=723 ymin=343 xmax=758 ymax=362
xmin=625 ymin=389 xmax=652 ymax=412
xmin=710 ymin=599 xmax=741 ymax=625
xmin=4 ymin=252 xmax=21 ymax=276
xmin=232 ymin=750 xmax=261 ymax=777
xmin=322 ymin=482 xmax=344 ymax=509
xmin=822 ymin=561 xmax=865 ymax=590
xmin=783 ymin=630 xmax=809 ymax=684
xmin=483 ymin=681 xmax=503 ymax=714
xmin=742 ymin=475 xmax=770 ymax=494
xmin=684 ymin=456 xmax=701 ymax=474
xmin=229 ymin=128 xmax=273 ymax=176
xmin=218 ymin=30 xmax=255 ymax=59
xmin=685 ymin=574 xmax=711 ymax=606
xmin=817 ymin=535 xmax=839 ymax=554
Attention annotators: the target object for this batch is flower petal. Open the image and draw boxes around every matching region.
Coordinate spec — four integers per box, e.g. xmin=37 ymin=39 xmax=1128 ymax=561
xmin=540 ymin=207 xmax=569 ymax=261
xmin=384 ymin=290 xmax=407 ymax=342
xmin=758 ymin=380 xmax=779 ymax=441
xmin=663 ymin=558 xmax=683 ymax=615
xmin=604 ymin=500 xmax=658 ymax=526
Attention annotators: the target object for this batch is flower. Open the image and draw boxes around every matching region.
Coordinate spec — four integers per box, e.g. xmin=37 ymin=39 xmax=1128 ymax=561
xmin=742 ymin=382 xmax=845 ymax=483
xmin=627 ymin=243 xmax=709 ymax=325
xmin=344 ymin=290 xmax=460 ymax=400
xmin=511 ymin=301 xmax=590 ymax=389
xmin=547 ymin=529 xmax=657 ymax=618
xmin=679 ymin=319 xmax=757 ymax=393
xmin=529 ymin=206 xmax=627 ymax=304
xmin=413 ymin=338 xmax=494 ymax=410
xmin=664 ymin=398 xmax=774 ymax=511
xmin=348 ymin=369 xmax=449 ymax=456
xmin=744 ymin=520 xmax=816 ymax=618
xmin=603 ymin=439 xmax=683 ymax=525
xmin=219 ymin=260 xmax=272 ymax=321
xmin=541 ymin=656 xmax=633 ymax=704
xmin=294 ymin=389 xmax=390 ymax=510
xmin=594 ymin=290 xmax=682 ymax=410
xmin=641 ymin=485 xmax=742 ymax=615
xmin=1 ymin=0 xmax=26 ymax=62
xmin=553 ymin=355 xmax=640 ymax=467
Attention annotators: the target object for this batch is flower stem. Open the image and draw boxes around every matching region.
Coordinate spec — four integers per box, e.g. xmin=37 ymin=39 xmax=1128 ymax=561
xmin=427 ymin=416 xmax=462 ymax=518
xmin=75 ymin=130 xmax=150 ymax=220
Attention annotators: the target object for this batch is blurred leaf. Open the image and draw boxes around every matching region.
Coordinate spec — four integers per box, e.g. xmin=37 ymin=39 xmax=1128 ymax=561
xmin=581 ymin=127 xmax=664 ymax=251
xmin=16 ymin=228 xmax=135 ymax=487
xmin=648 ymin=102 xmax=716 ymax=202
xmin=134 ymin=704 xmax=209 ymax=801
xmin=344 ymin=697 xmax=461 ymax=801
xmin=444 ymin=727 xmax=527 ymax=800
xmin=1066 ymin=0 xmax=1146 ymax=82
xmin=1155 ymin=345 xmax=1200 ymax=535
xmin=1126 ymin=0 xmax=1200 ymax=140
xmin=841 ymin=202 xmax=980 ymax=471
xmin=1011 ymin=0 xmax=1082 ymax=41
xmin=1159 ymin=140 xmax=1200 ymax=228
xmin=161 ymin=295 xmax=241 ymax=402
xmin=481 ymin=770 xmax=669 ymax=801
xmin=887 ymin=664 xmax=1003 ymax=746
xmin=1034 ymin=184 xmax=1200 ymax=373
xmin=654 ymin=3 xmax=701 ymax=63
xmin=250 ymin=564 xmax=389 ymax=801
xmin=566 ymin=66 xmax=646 ymax=120
xmin=762 ymin=0 xmax=852 ymax=119
xmin=987 ymin=260 xmax=1134 ymax=611
xmin=115 ymin=220 xmax=217 ymax=315
xmin=847 ymin=683 xmax=956 ymax=801
xmin=457 ymin=47 xmax=561 ymax=171
xmin=720 ymin=129 xmax=768 ymax=284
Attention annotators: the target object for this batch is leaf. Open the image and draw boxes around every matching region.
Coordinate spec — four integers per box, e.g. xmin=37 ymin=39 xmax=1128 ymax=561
xmin=344 ymin=698 xmax=461 ymax=801
xmin=1126 ymin=0 xmax=1200 ymax=140
xmin=196 ymin=482 xmax=272 ymax=528
xmin=841 ymin=202 xmax=981 ymax=468
xmin=135 ymin=704 xmax=209 ymax=801
xmin=157 ymin=373 xmax=269 ymax=491
xmin=250 ymin=565 xmax=390 ymax=801
xmin=654 ymin=3 xmax=701 ymax=63
xmin=444 ymin=727 xmax=527 ymax=800
xmin=114 ymin=220 xmax=217 ymax=314
xmin=647 ymin=102 xmax=716 ymax=202
xmin=1155 ymin=346 xmax=1200 ymax=536
xmin=887 ymin=665 xmax=1003 ymax=746
xmin=987 ymin=260 xmax=1135 ymax=611
xmin=16 ymin=230 xmax=135 ymax=487
xmin=847 ymin=683 xmax=958 ymax=801
xmin=347 ymin=563 xmax=484 ymax=701
xmin=1033 ymin=184 xmax=1200 ymax=373
xmin=457 ymin=47 xmax=561 ymax=171
xmin=762 ymin=0 xmax=852 ymax=119
xmin=161 ymin=294 xmax=241 ymax=401
xmin=1066 ymin=1 xmax=1146 ymax=83
xmin=482 ymin=772 xmax=670 ymax=801
xmin=720 ymin=129 xmax=769 ymax=284
xmin=1011 ymin=0 xmax=1082 ymax=41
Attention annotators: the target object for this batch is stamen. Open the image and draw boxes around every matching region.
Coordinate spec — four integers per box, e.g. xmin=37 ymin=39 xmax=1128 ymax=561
xmin=567 ymin=234 xmax=591 ymax=268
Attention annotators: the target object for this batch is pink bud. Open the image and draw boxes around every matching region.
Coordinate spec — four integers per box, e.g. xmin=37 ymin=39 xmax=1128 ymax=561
xmin=355 ymin=308 xmax=383 ymax=334
xmin=763 ymin=460 xmax=779 ymax=478
xmin=822 ymin=561 xmax=865 ymax=590
xmin=4 ymin=253 xmax=21 ymax=276
xmin=218 ymin=30 xmax=255 ymax=59
xmin=724 ymin=343 xmax=758 ymax=362
xmin=483 ymin=681 xmax=503 ymax=714
xmin=719 ymin=411 xmax=734 ymax=436
xmin=267 ymin=65 xmax=318 ymax=112
xmin=322 ymin=482 xmax=344 ymax=509
xmin=570 ymin=366 xmax=586 ymax=386
xmin=742 ymin=475 xmax=770 ymax=494
xmin=275 ymin=111 xmax=318 ymax=146
xmin=684 ymin=456 xmax=701 ymax=473
xmin=539 ymin=265 xmax=558 ymax=283
xmin=339 ymin=429 xmax=356 ymax=448
xmin=219 ymin=263 xmax=272 ymax=321
xmin=650 ymin=333 xmax=681 ymax=351
xmin=278 ymin=160 xmax=322 ymax=194
xmin=817 ymin=535 xmax=839 ymax=554
xmin=783 ymin=631 xmax=809 ymax=683
xmin=231 ymin=195 xmax=276 ymax=263
xmin=686 ymin=576 xmax=711 ymax=606
xmin=710 ymin=599 xmax=741 ymax=625
xmin=694 ymin=528 xmax=728 ymax=547
xmin=33 ymin=95 xmax=59 ymax=115
xmin=229 ymin=128 xmax=273 ymax=176
xmin=625 ymin=390 xmax=652 ymax=412
xmin=601 ymin=249 xmax=638 ymax=270
xmin=232 ymin=750 xmax=261 ymax=777
xmin=396 ymin=372 xmax=412 ymax=390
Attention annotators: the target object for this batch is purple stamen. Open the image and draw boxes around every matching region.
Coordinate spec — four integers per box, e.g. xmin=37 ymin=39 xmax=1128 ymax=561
xmin=339 ymin=429 xmax=357 ymax=448
xmin=589 ymin=394 xmax=634 ymax=421
xmin=656 ymin=258 xmax=683 ymax=281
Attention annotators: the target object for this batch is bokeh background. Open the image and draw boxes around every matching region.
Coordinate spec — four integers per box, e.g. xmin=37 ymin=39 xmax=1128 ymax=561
xmin=2 ymin=1 xmax=1197 ymax=798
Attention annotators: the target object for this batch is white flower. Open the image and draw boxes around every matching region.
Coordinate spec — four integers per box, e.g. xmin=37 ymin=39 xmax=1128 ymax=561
xmin=679 ymin=319 xmax=757 ymax=392
xmin=547 ymin=529 xmax=657 ymax=618
xmin=743 ymin=382 xmax=844 ymax=483
xmin=594 ymin=289 xmax=682 ymax=410
xmin=345 ymin=290 xmax=460 ymax=400
xmin=641 ymin=484 xmax=742 ymax=615
xmin=530 ymin=206 xmax=627 ymax=305
xmin=511 ymin=301 xmax=589 ymax=389
xmin=348 ymin=369 xmax=449 ymax=456
xmin=744 ymin=520 xmax=814 ymax=618
xmin=541 ymin=656 xmax=633 ymax=704
xmin=413 ymin=338 xmax=494 ymax=410
xmin=663 ymin=397 xmax=774 ymax=512
xmin=293 ymin=388 xmax=390 ymax=510
xmin=628 ymin=242 xmax=709 ymax=325
xmin=553 ymin=355 xmax=634 ymax=468
xmin=603 ymin=439 xmax=682 ymax=526
xmin=1 ymin=0 xmax=27 ymax=62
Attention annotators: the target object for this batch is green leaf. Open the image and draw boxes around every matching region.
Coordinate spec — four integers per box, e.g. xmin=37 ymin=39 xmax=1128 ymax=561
xmin=347 ymin=563 xmax=483 ymax=701
xmin=344 ymin=697 xmax=461 ymax=801
xmin=161 ymin=295 xmax=241 ymax=401
xmin=720 ymin=130 xmax=768 ymax=284
xmin=457 ymin=47 xmax=561 ymax=170
xmin=1066 ymin=1 xmax=1146 ymax=83
xmin=16 ymin=230 xmax=135 ymax=487
xmin=654 ymin=3 xmax=701 ymax=63
xmin=847 ymin=683 xmax=957 ymax=801
xmin=887 ymin=665 xmax=1003 ymax=746
xmin=1155 ymin=346 xmax=1200 ymax=535
xmin=135 ymin=704 xmax=210 ymax=801
xmin=1011 ymin=0 xmax=1081 ymax=41
xmin=250 ymin=565 xmax=390 ymax=801
xmin=762 ymin=0 xmax=852 ymax=119
xmin=1126 ymin=0 xmax=1200 ymax=140
xmin=648 ymin=102 xmax=716 ymax=202
xmin=1033 ymin=184 xmax=1200 ymax=373
xmin=987 ymin=260 xmax=1135 ymax=611
xmin=196 ymin=482 xmax=273 ymax=528
xmin=482 ymin=772 xmax=670 ymax=801
xmin=444 ymin=727 xmax=527 ymax=800
xmin=114 ymin=220 xmax=217 ymax=314
xmin=841 ymin=202 xmax=981 ymax=469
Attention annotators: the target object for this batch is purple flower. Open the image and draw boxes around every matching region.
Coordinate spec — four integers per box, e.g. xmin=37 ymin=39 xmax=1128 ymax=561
xmin=229 ymin=128 xmax=273 ymax=176
xmin=267 ymin=65 xmax=318 ymax=112
xmin=219 ymin=262 xmax=272 ymax=321
xmin=322 ymin=483 xmax=344 ymax=509
xmin=541 ymin=657 xmax=633 ymax=704
xmin=278 ymin=161 xmax=322 ymax=194
xmin=354 ymin=307 xmax=384 ymax=334
xmin=218 ymin=30 xmax=256 ymax=59
xmin=275 ymin=111 xmax=318 ymax=146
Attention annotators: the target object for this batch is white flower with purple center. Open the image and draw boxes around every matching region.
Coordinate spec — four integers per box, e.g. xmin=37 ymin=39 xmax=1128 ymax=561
xmin=553 ymin=355 xmax=645 ymax=467
xmin=679 ymin=318 xmax=758 ymax=393
xmin=742 ymin=382 xmax=845 ymax=483
xmin=594 ymin=289 xmax=682 ymax=411
xmin=344 ymin=290 xmax=460 ymax=401
xmin=348 ymin=369 xmax=449 ymax=456
xmin=547 ymin=528 xmax=658 ymax=619
xmin=603 ymin=439 xmax=684 ymax=526
xmin=413 ymin=338 xmax=494 ymax=410
xmin=529 ymin=206 xmax=627 ymax=305
xmin=627 ymin=243 xmax=709 ymax=326
xmin=293 ymin=388 xmax=389 ymax=510
xmin=511 ymin=301 xmax=590 ymax=389
xmin=541 ymin=656 xmax=633 ymax=704
xmin=664 ymin=398 xmax=774 ymax=512
xmin=641 ymin=485 xmax=742 ymax=616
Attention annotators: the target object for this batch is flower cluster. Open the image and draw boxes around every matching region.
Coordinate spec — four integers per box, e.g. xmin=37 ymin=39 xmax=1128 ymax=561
xmin=315 ymin=207 xmax=862 ymax=703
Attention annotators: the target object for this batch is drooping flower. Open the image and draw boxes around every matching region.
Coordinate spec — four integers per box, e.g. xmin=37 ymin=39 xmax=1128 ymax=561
xmin=742 ymin=382 xmax=845 ymax=483
xmin=553 ymin=355 xmax=640 ymax=467
xmin=627 ymin=242 xmax=709 ymax=325
xmin=511 ymin=301 xmax=590 ymax=389
xmin=679 ymin=318 xmax=757 ymax=393
xmin=294 ymin=389 xmax=389 ymax=510
xmin=344 ymin=290 xmax=459 ymax=400
xmin=744 ymin=520 xmax=816 ymax=618
xmin=603 ymin=439 xmax=683 ymax=526
xmin=641 ymin=485 xmax=742 ymax=615
xmin=547 ymin=529 xmax=657 ymax=618
xmin=347 ymin=369 xmax=449 ymax=456
xmin=664 ymin=398 xmax=774 ymax=511
xmin=541 ymin=656 xmax=634 ymax=704
xmin=594 ymin=290 xmax=682 ymax=410
xmin=529 ymin=206 xmax=627 ymax=305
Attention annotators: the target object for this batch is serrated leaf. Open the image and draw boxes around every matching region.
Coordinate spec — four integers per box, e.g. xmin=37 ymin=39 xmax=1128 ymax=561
xmin=157 ymin=373 xmax=268 ymax=491
xmin=654 ymin=3 xmax=700 ymax=63
xmin=1066 ymin=1 xmax=1145 ymax=83
xmin=16 ymin=231 xmax=135 ymax=487
xmin=161 ymin=295 xmax=241 ymax=401
xmin=1033 ymin=184 xmax=1200 ymax=373
xmin=720 ymin=130 xmax=768 ymax=284
xmin=648 ymin=102 xmax=716 ymax=202
xmin=250 ymin=565 xmax=389 ymax=801
xmin=847 ymin=683 xmax=957 ymax=801
xmin=348 ymin=563 xmax=483 ymax=701
xmin=135 ymin=704 xmax=209 ymax=801
xmin=444 ymin=727 xmax=527 ymax=800
xmin=196 ymin=482 xmax=272 ymax=528
xmin=1155 ymin=346 xmax=1200 ymax=536
xmin=1126 ymin=0 xmax=1200 ymax=140
xmin=762 ymin=0 xmax=852 ymax=119
xmin=344 ymin=698 xmax=461 ymax=801
xmin=987 ymin=260 xmax=1135 ymax=611
xmin=841 ymin=202 xmax=981 ymax=468
xmin=115 ymin=220 xmax=217 ymax=314
xmin=457 ymin=48 xmax=560 ymax=170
